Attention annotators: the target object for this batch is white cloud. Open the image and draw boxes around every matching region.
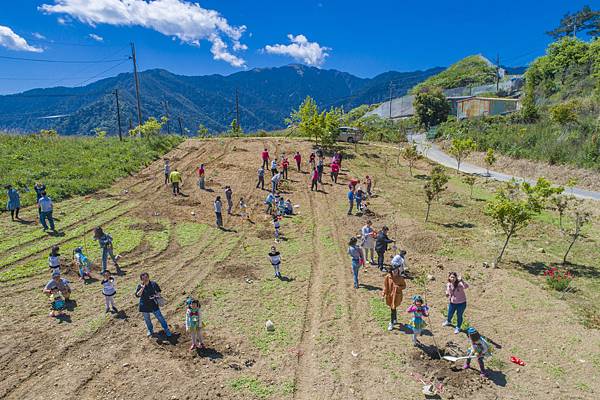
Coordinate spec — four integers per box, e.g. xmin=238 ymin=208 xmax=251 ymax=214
xmin=264 ymin=34 xmax=330 ymax=66
xmin=0 ymin=25 xmax=43 ymax=52
xmin=88 ymin=33 xmax=104 ymax=42
xmin=32 ymin=32 xmax=46 ymax=40
xmin=39 ymin=0 xmax=247 ymax=67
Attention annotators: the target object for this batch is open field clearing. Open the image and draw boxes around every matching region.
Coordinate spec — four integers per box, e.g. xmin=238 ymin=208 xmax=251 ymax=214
xmin=1 ymin=138 xmax=599 ymax=400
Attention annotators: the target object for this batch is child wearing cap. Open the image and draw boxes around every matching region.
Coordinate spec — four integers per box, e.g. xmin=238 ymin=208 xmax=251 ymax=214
xmin=73 ymin=247 xmax=92 ymax=282
xmin=464 ymin=327 xmax=490 ymax=378
xmin=407 ymin=295 xmax=429 ymax=345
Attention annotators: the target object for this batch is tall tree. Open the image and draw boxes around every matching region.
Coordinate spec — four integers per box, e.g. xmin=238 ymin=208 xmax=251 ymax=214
xmin=547 ymin=5 xmax=600 ymax=39
xmin=414 ymin=87 xmax=450 ymax=130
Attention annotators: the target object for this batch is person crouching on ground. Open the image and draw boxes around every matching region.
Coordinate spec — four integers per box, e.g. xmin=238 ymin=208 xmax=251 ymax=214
xmin=464 ymin=327 xmax=490 ymax=378
xmin=382 ymin=264 xmax=406 ymax=331
xmin=43 ymin=272 xmax=71 ymax=302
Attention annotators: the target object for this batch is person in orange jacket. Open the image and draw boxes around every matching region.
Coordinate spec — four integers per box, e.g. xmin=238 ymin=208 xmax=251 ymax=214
xmin=382 ymin=264 xmax=407 ymax=331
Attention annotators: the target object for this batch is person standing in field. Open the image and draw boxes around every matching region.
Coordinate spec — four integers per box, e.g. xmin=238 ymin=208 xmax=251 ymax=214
xmin=309 ymin=152 xmax=316 ymax=170
xmin=264 ymin=192 xmax=276 ymax=214
xmin=48 ymin=245 xmax=61 ymax=275
xmin=34 ymin=181 xmax=46 ymax=215
xmin=366 ymin=175 xmax=373 ymax=197
xmin=101 ymin=270 xmax=118 ymax=313
xmin=135 ymin=272 xmax=172 ymax=337
xmin=268 ymin=245 xmax=282 ymax=278
xmin=38 ymin=191 xmax=55 ymax=232
xmin=347 ymin=188 xmax=355 ymax=215
xmin=330 ymin=162 xmax=340 ymax=183
xmin=361 ymin=220 xmax=376 ymax=265
xmin=94 ymin=227 xmax=121 ymax=275
xmin=197 ymin=164 xmax=205 ymax=190
xmin=256 ymin=165 xmax=265 ymax=190
xmin=169 ymin=168 xmax=183 ymax=196
xmin=317 ymin=157 xmax=324 ymax=183
xmin=382 ymin=264 xmax=407 ymax=331
xmin=310 ymin=167 xmax=319 ymax=191
xmin=294 ymin=151 xmax=302 ymax=172
xmin=261 ymin=148 xmax=270 ymax=169
xmin=6 ymin=185 xmax=20 ymax=221
xmin=281 ymin=156 xmax=289 ymax=180
xmin=443 ymin=272 xmax=469 ymax=334
xmin=347 ymin=237 xmax=363 ymax=289
xmin=271 ymin=171 xmax=282 ymax=194
xmin=214 ymin=196 xmax=223 ymax=228
xmin=163 ymin=159 xmax=171 ymax=185
xmin=224 ymin=186 xmax=233 ymax=215
xmin=270 ymin=159 xmax=278 ymax=177
xmin=375 ymin=226 xmax=395 ymax=271
xmin=185 ymin=298 xmax=205 ymax=350
xmin=355 ymin=188 xmax=364 ymax=213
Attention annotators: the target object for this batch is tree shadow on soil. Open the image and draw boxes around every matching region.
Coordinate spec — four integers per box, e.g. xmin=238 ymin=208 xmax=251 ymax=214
xmin=197 ymin=346 xmax=223 ymax=360
xmin=515 ymin=260 xmax=600 ymax=279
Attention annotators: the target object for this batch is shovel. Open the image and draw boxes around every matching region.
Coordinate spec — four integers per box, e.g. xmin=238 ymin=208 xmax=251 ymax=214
xmin=442 ymin=355 xmax=476 ymax=362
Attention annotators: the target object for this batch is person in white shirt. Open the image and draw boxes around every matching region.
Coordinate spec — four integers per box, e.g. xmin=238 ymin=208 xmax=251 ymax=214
xmin=101 ymin=270 xmax=118 ymax=313
xmin=268 ymin=246 xmax=282 ymax=278
xmin=361 ymin=220 xmax=376 ymax=265
xmin=271 ymin=172 xmax=282 ymax=194
xmin=391 ymin=250 xmax=408 ymax=275
xmin=38 ymin=191 xmax=55 ymax=232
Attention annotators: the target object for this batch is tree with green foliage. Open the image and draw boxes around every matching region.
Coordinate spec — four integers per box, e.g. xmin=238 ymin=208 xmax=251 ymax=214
xmin=423 ymin=166 xmax=449 ymax=222
xmin=228 ymin=119 xmax=243 ymax=136
xmin=322 ymin=107 xmax=343 ymax=147
xmin=485 ymin=178 xmax=560 ymax=263
xmin=563 ymin=203 xmax=592 ymax=263
xmin=484 ymin=148 xmax=496 ymax=177
xmin=129 ymin=117 xmax=166 ymax=138
xmin=414 ymin=87 xmax=450 ymax=130
xmin=197 ymin=124 xmax=209 ymax=138
xmin=547 ymin=5 xmax=599 ymax=39
xmin=401 ymin=143 xmax=421 ymax=176
xmin=412 ymin=55 xmax=497 ymax=92
xmin=462 ymin=175 xmax=476 ymax=199
xmin=448 ymin=137 xmax=477 ymax=172
xmin=94 ymin=128 xmax=107 ymax=139
xmin=287 ymin=96 xmax=323 ymax=145
xmin=550 ymin=193 xmax=573 ymax=230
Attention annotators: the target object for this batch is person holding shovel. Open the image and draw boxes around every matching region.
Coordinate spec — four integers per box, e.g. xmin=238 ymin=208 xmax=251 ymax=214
xmin=94 ymin=227 xmax=121 ymax=275
xmin=443 ymin=272 xmax=469 ymax=334
xmin=382 ymin=264 xmax=406 ymax=331
xmin=463 ymin=327 xmax=490 ymax=377
xmin=375 ymin=226 xmax=395 ymax=271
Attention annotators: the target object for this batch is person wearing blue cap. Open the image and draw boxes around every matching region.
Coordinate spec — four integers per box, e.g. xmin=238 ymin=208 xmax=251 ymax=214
xmin=464 ymin=327 xmax=490 ymax=378
xmin=407 ymin=295 xmax=429 ymax=345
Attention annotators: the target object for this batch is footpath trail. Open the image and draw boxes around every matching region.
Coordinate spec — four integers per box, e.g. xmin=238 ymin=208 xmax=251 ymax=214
xmin=399 ymin=134 xmax=600 ymax=201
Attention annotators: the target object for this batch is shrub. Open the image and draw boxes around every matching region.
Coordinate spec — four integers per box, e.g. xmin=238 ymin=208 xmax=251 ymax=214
xmin=543 ymin=266 xmax=573 ymax=291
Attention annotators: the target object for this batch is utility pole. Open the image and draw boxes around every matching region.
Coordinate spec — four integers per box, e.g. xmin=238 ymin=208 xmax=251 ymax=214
xmin=388 ymin=81 xmax=393 ymax=119
xmin=130 ymin=42 xmax=143 ymax=126
xmin=114 ymin=89 xmax=123 ymax=141
xmin=162 ymin=99 xmax=170 ymax=134
xmin=496 ymin=53 xmax=500 ymax=92
xmin=178 ymin=116 xmax=183 ymax=136
xmin=235 ymin=88 xmax=240 ymax=131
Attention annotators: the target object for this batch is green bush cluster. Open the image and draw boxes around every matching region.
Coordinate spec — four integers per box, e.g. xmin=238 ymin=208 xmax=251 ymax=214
xmin=412 ymin=55 xmax=497 ymax=93
xmin=0 ymin=134 xmax=183 ymax=207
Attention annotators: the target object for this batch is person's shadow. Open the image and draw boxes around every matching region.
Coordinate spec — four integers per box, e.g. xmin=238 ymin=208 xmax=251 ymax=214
xmin=55 ymin=314 xmax=72 ymax=323
xmin=359 ymin=283 xmax=381 ymax=291
xmin=156 ymin=331 xmax=180 ymax=345
xmin=197 ymin=346 xmax=223 ymax=360
xmin=64 ymin=299 xmax=78 ymax=311
xmin=279 ymin=276 xmax=295 ymax=282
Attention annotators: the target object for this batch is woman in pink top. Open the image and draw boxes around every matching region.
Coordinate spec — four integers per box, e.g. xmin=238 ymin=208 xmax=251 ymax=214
xmin=443 ymin=271 xmax=469 ymax=334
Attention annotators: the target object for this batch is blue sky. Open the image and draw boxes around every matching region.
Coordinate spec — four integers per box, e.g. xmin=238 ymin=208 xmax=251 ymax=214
xmin=0 ymin=0 xmax=594 ymax=94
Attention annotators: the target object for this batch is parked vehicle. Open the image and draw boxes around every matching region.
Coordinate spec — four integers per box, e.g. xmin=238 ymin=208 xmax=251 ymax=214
xmin=337 ymin=126 xmax=363 ymax=143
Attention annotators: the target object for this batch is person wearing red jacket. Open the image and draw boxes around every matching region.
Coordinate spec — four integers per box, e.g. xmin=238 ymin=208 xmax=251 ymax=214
xmin=281 ymin=157 xmax=290 ymax=179
xmin=330 ymin=162 xmax=340 ymax=183
xmin=261 ymin=148 xmax=270 ymax=169
xmin=293 ymin=152 xmax=302 ymax=172
xmin=310 ymin=168 xmax=319 ymax=191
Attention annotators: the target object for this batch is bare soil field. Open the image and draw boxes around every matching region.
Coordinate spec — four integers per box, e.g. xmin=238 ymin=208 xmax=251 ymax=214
xmin=1 ymin=138 xmax=599 ymax=400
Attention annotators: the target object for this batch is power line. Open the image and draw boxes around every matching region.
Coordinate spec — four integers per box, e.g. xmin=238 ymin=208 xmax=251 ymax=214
xmin=0 ymin=54 xmax=128 ymax=63
xmin=74 ymin=59 xmax=130 ymax=87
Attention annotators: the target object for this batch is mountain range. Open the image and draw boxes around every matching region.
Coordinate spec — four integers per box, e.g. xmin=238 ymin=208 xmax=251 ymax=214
xmin=0 ymin=64 xmax=444 ymax=135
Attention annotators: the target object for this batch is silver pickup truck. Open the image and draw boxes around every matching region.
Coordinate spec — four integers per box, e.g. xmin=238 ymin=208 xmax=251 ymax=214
xmin=337 ymin=126 xmax=363 ymax=143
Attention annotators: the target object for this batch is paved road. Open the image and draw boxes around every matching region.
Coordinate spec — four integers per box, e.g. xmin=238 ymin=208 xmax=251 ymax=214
xmin=398 ymin=134 xmax=600 ymax=201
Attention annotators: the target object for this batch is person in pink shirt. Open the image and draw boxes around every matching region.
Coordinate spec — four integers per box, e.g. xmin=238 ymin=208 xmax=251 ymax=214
xmin=310 ymin=168 xmax=319 ymax=191
xmin=330 ymin=162 xmax=340 ymax=183
xmin=281 ymin=157 xmax=290 ymax=179
xmin=293 ymin=152 xmax=302 ymax=172
xmin=261 ymin=148 xmax=270 ymax=169
xmin=443 ymin=271 xmax=469 ymax=334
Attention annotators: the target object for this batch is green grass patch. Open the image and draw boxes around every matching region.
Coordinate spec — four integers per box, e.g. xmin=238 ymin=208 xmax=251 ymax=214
xmin=369 ymin=297 xmax=390 ymax=331
xmin=229 ymin=376 xmax=275 ymax=398
xmin=146 ymin=221 xmax=171 ymax=253
xmin=174 ymin=222 xmax=210 ymax=246
xmin=0 ymin=135 xmax=183 ymax=207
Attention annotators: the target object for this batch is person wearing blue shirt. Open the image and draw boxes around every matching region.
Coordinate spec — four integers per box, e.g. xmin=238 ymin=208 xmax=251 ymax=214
xmin=6 ymin=185 xmax=20 ymax=221
xmin=37 ymin=191 xmax=55 ymax=232
xmin=347 ymin=189 xmax=355 ymax=215
xmin=265 ymin=192 xmax=276 ymax=214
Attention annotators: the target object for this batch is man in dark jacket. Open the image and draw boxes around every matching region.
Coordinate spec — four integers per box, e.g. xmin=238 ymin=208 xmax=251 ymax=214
xmin=135 ymin=272 xmax=172 ymax=337
xmin=375 ymin=226 xmax=395 ymax=271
